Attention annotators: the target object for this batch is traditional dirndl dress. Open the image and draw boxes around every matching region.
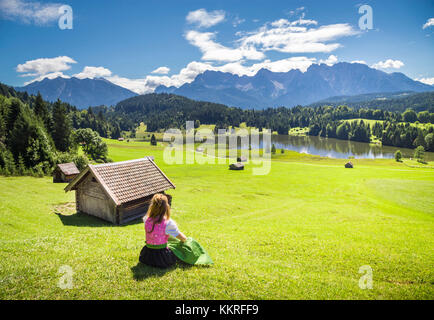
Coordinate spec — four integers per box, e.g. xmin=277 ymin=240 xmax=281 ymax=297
xmin=139 ymin=218 xmax=177 ymax=268
xmin=139 ymin=217 xmax=213 ymax=268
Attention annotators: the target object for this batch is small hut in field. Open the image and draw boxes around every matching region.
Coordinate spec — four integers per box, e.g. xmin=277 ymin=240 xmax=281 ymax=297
xmin=345 ymin=162 xmax=354 ymax=168
xmin=229 ymin=162 xmax=244 ymax=170
xmin=53 ymin=162 xmax=80 ymax=183
xmin=64 ymin=157 xmax=175 ymax=225
xmin=118 ymin=137 xmax=124 ymax=141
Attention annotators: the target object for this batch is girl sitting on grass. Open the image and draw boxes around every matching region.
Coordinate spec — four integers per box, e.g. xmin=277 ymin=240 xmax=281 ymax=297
xmin=139 ymin=193 xmax=213 ymax=268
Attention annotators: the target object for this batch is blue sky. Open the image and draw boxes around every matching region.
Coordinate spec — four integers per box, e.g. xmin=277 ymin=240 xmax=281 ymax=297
xmin=0 ymin=0 xmax=433 ymax=93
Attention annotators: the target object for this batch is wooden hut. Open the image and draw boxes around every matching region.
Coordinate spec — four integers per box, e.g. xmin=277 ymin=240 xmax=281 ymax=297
xmin=64 ymin=157 xmax=175 ymax=225
xmin=53 ymin=162 xmax=80 ymax=183
xmin=229 ymin=162 xmax=244 ymax=170
xmin=345 ymin=162 xmax=354 ymax=168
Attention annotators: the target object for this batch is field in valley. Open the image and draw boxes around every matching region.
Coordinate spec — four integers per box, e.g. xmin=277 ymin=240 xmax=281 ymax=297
xmin=0 ymin=139 xmax=433 ymax=299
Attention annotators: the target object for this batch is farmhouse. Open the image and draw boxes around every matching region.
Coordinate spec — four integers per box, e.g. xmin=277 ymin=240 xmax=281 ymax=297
xmin=53 ymin=162 xmax=80 ymax=183
xmin=64 ymin=157 xmax=175 ymax=225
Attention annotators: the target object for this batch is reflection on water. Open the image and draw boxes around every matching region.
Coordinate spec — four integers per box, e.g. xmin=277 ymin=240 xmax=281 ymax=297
xmin=248 ymin=135 xmax=434 ymax=161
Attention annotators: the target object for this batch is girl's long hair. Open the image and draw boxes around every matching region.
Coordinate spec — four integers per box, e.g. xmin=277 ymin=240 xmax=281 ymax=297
xmin=144 ymin=193 xmax=171 ymax=233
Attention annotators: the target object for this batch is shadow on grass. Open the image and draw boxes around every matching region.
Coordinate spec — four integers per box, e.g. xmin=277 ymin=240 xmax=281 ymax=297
xmin=54 ymin=211 xmax=143 ymax=227
xmin=130 ymin=261 xmax=193 ymax=281
xmin=55 ymin=212 xmax=112 ymax=227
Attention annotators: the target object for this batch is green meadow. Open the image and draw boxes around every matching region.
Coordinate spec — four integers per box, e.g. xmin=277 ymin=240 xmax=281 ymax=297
xmin=0 ymin=139 xmax=433 ymax=299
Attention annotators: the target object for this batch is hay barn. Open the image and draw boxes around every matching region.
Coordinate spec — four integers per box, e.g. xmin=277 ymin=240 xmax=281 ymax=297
xmin=64 ymin=157 xmax=175 ymax=225
xmin=53 ymin=162 xmax=80 ymax=183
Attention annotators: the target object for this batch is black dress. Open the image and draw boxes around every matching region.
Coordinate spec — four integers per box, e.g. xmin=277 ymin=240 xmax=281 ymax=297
xmin=139 ymin=245 xmax=177 ymax=268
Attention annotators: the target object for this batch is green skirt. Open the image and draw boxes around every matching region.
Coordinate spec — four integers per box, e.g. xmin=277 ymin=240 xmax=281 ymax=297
xmin=167 ymin=237 xmax=213 ymax=265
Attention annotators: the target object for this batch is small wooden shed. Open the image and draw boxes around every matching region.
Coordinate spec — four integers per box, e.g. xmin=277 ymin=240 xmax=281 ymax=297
xmin=229 ymin=162 xmax=244 ymax=170
xmin=64 ymin=157 xmax=175 ymax=225
xmin=345 ymin=162 xmax=354 ymax=168
xmin=53 ymin=162 xmax=80 ymax=183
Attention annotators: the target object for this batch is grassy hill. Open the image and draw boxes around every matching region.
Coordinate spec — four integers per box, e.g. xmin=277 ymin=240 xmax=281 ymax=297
xmin=0 ymin=140 xmax=433 ymax=299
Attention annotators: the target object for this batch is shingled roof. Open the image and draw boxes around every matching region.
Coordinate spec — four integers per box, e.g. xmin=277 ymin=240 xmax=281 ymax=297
xmin=56 ymin=162 xmax=80 ymax=176
xmin=65 ymin=157 xmax=175 ymax=206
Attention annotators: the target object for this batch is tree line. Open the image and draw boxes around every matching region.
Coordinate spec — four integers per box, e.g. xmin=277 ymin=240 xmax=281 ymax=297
xmin=1 ymin=84 xmax=433 ymax=177
xmin=109 ymin=94 xmax=434 ymax=151
xmin=0 ymin=85 xmax=111 ymax=176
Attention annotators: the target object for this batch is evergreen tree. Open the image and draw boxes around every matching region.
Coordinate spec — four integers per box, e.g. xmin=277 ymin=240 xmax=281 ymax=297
xmin=52 ymin=100 xmax=72 ymax=152
xmin=34 ymin=92 xmax=52 ymax=133
xmin=17 ymin=154 xmax=26 ymax=175
xmin=9 ymin=105 xmax=54 ymax=170
xmin=6 ymin=98 xmax=22 ymax=133
xmin=111 ymin=124 xmax=121 ymax=139
xmin=150 ymin=134 xmax=157 ymax=146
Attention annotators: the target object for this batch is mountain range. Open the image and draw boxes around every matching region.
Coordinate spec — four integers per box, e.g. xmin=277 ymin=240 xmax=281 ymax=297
xmin=15 ymin=77 xmax=137 ymax=108
xmin=13 ymin=62 xmax=433 ymax=110
xmin=155 ymin=62 xmax=433 ymax=109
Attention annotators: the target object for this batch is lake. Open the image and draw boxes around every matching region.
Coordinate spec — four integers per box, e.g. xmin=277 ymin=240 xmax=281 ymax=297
xmin=252 ymin=134 xmax=434 ymax=161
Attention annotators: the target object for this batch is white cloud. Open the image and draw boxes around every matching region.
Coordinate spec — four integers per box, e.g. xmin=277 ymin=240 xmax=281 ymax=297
xmin=107 ymin=61 xmax=216 ymax=94
xmin=422 ymin=18 xmax=434 ymax=29
xmin=232 ymin=15 xmax=245 ymax=27
xmin=186 ymin=8 xmax=225 ymax=28
xmin=151 ymin=66 xmax=170 ymax=74
xmin=351 ymin=60 xmax=367 ymax=65
xmin=193 ymin=57 xmax=316 ymax=77
xmin=24 ymin=72 xmax=70 ymax=85
xmin=0 ymin=0 xmax=64 ymax=25
xmin=185 ymin=30 xmax=265 ymax=62
xmin=415 ymin=77 xmax=434 ymax=86
xmin=319 ymin=54 xmax=338 ymax=66
xmin=73 ymin=66 xmax=113 ymax=79
xmin=237 ymin=21 xmax=358 ymax=54
xmin=16 ymin=56 xmax=76 ymax=77
xmin=185 ymin=12 xmax=358 ymax=64
xmin=287 ymin=6 xmax=305 ymax=16
xmin=271 ymin=18 xmax=318 ymax=28
xmin=371 ymin=59 xmax=404 ymax=70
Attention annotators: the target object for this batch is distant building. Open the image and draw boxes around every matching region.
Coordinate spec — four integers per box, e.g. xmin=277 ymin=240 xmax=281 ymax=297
xmin=53 ymin=162 xmax=80 ymax=183
xmin=65 ymin=157 xmax=175 ymax=225
xmin=118 ymin=137 xmax=125 ymax=141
